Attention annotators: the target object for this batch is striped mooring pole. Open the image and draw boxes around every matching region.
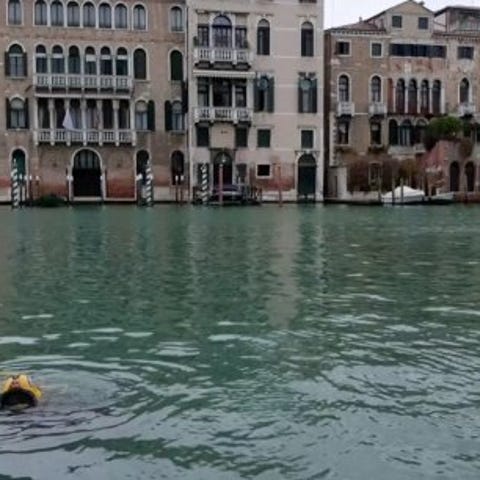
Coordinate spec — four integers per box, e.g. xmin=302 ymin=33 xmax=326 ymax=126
xmin=145 ymin=164 xmax=154 ymax=206
xmin=200 ymin=163 xmax=209 ymax=205
xmin=11 ymin=162 xmax=20 ymax=209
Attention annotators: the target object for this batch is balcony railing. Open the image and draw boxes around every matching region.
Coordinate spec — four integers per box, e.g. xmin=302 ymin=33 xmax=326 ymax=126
xmin=193 ymin=47 xmax=253 ymax=65
xmin=458 ymin=102 xmax=476 ymax=117
xmin=194 ymin=107 xmax=253 ymax=123
xmin=369 ymin=102 xmax=387 ymax=116
xmin=35 ymin=129 xmax=136 ymax=146
xmin=336 ymin=101 xmax=355 ymax=117
xmin=34 ymin=74 xmax=133 ymax=92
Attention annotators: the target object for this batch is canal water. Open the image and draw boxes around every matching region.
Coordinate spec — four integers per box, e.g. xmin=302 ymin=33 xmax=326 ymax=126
xmin=0 ymin=205 xmax=479 ymax=479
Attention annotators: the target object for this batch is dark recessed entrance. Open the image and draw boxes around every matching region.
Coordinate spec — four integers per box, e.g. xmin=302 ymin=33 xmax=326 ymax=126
xmin=213 ymin=152 xmax=233 ymax=186
xmin=297 ymin=154 xmax=317 ymax=202
xmin=73 ymin=150 xmax=102 ymax=197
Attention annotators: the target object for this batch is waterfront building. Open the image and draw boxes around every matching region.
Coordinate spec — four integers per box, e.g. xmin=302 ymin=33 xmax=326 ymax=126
xmin=0 ymin=0 xmax=186 ymax=203
xmin=325 ymin=0 xmax=480 ymax=200
xmin=186 ymin=0 xmax=324 ymax=202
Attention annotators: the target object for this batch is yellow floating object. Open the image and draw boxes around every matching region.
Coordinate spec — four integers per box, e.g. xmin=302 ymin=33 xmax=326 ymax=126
xmin=1 ymin=374 xmax=42 ymax=409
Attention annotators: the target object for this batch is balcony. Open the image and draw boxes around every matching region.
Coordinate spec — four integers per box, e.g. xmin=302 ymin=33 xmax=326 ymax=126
xmin=458 ymin=102 xmax=476 ymax=117
xmin=369 ymin=102 xmax=387 ymax=117
xmin=336 ymin=101 xmax=355 ymax=117
xmin=34 ymin=74 xmax=133 ymax=93
xmin=193 ymin=47 xmax=253 ymax=66
xmin=35 ymin=129 xmax=136 ymax=146
xmin=194 ymin=107 xmax=253 ymax=123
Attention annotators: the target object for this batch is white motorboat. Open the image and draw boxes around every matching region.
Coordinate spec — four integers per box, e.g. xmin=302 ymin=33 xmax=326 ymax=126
xmin=381 ymin=186 xmax=425 ymax=205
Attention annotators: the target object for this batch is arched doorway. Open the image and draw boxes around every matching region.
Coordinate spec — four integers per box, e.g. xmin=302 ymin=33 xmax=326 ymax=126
xmin=72 ymin=149 xmax=102 ymax=197
xmin=465 ymin=162 xmax=475 ymax=192
xmin=171 ymin=151 xmax=184 ymax=185
xmin=297 ymin=154 xmax=317 ymax=201
xmin=450 ymin=161 xmax=460 ymax=192
xmin=11 ymin=149 xmax=26 ymax=176
xmin=213 ymin=151 xmax=233 ymax=187
xmin=136 ymin=150 xmax=149 ymax=185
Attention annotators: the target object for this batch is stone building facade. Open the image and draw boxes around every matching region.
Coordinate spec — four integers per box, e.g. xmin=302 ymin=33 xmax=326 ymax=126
xmin=186 ymin=0 xmax=324 ymax=202
xmin=325 ymin=0 xmax=480 ymax=200
xmin=1 ymin=0 xmax=187 ymax=203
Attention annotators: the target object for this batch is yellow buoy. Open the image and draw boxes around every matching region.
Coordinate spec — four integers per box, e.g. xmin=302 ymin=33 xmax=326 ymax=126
xmin=1 ymin=374 xmax=42 ymax=409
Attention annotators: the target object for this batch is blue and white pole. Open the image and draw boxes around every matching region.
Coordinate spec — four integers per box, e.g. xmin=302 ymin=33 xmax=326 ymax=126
xmin=11 ymin=162 xmax=20 ymax=209
xmin=201 ymin=163 xmax=209 ymax=205
xmin=145 ymin=163 xmax=154 ymax=206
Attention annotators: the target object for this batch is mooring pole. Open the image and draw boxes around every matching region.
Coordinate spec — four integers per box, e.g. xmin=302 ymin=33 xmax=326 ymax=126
xmin=219 ymin=163 xmax=224 ymax=206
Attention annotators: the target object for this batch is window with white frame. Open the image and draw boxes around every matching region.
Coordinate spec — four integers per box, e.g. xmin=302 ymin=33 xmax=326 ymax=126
xmin=51 ymin=45 xmax=65 ymax=73
xmin=6 ymin=44 xmax=26 ymax=77
xmin=8 ymin=98 xmax=27 ymax=129
xmin=99 ymin=3 xmax=112 ymax=28
xmin=171 ymin=101 xmax=184 ymax=131
xmin=115 ymin=4 xmax=128 ymax=29
xmin=34 ymin=0 xmax=47 ymax=25
xmin=135 ymin=101 xmax=148 ymax=130
xmin=8 ymin=0 xmax=22 ymax=25
xmin=84 ymin=46 xmax=96 ymax=74
xmin=67 ymin=1 xmax=80 ymax=27
xmin=170 ymin=6 xmax=183 ymax=32
xmin=35 ymin=45 xmax=48 ymax=73
xmin=83 ymin=2 xmax=96 ymax=27
xmin=133 ymin=5 xmax=146 ymax=30
xmin=51 ymin=0 xmax=64 ymax=26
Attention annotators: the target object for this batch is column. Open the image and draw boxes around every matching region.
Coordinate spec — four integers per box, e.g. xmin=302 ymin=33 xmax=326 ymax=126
xmin=65 ymin=99 xmax=71 ymax=145
xmin=81 ymin=99 xmax=87 ymax=145
xmin=113 ymin=99 xmax=119 ymax=145
xmin=48 ymin=98 xmax=55 ymax=145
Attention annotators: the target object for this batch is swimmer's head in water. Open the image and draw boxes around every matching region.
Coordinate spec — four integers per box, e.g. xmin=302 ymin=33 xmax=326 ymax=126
xmin=1 ymin=374 xmax=42 ymax=410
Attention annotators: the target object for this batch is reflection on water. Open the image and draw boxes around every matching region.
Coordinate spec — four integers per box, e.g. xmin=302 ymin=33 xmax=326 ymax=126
xmin=0 ymin=206 xmax=480 ymax=479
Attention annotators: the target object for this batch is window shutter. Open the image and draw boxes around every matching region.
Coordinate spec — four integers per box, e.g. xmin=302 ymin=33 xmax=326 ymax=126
xmin=312 ymin=78 xmax=318 ymax=113
xmin=6 ymin=99 xmax=11 ymax=129
xmin=298 ymin=81 xmax=303 ymax=113
xmin=24 ymin=98 xmax=29 ymax=128
xmin=5 ymin=52 xmax=10 ymax=77
xmin=147 ymin=100 xmax=155 ymax=131
xmin=23 ymin=52 xmax=27 ymax=76
xmin=164 ymin=101 xmax=172 ymax=131
xmin=182 ymin=81 xmax=188 ymax=113
xmin=267 ymin=77 xmax=275 ymax=112
xmin=254 ymin=79 xmax=260 ymax=112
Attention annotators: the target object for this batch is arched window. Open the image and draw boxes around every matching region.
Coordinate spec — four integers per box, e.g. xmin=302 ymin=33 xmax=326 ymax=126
xmin=420 ymin=80 xmax=429 ymax=114
xmin=171 ymin=151 xmax=184 ymax=185
xmin=135 ymin=101 xmax=148 ymax=130
xmin=68 ymin=46 xmax=80 ymax=74
xmin=6 ymin=44 xmax=26 ymax=77
xmin=83 ymin=2 xmax=95 ymax=27
xmin=171 ymin=101 xmax=184 ymax=131
xmin=7 ymin=98 xmax=27 ymax=129
xmin=257 ymin=19 xmax=270 ymax=55
xmin=213 ymin=15 xmax=232 ymax=48
xmin=432 ymin=80 xmax=441 ymax=115
xmin=35 ymin=45 xmax=47 ymax=73
xmin=116 ymin=47 xmax=128 ymax=76
xmin=466 ymin=162 xmax=475 ymax=192
xmin=254 ymin=76 xmax=274 ymax=112
xmin=67 ymin=1 xmax=80 ymax=26
xmin=371 ymin=76 xmax=381 ymax=102
xmin=415 ymin=120 xmax=427 ymax=145
xmin=460 ymin=78 xmax=470 ymax=104
xmin=34 ymin=0 xmax=47 ymax=25
xmin=100 ymin=47 xmax=112 ymax=75
xmin=170 ymin=50 xmax=183 ymax=81
xmin=133 ymin=4 xmax=146 ymax=30
xmin=170 ymin=6 xmax=183 ymax=32
xmin=115 ymin=4 xmax=128 ymax=29
xmin=301 ymin=22 xmax=314 ymax=57
xmin=408 ymin=79 xmax=418 ymax=114
xmin=399 ymin=120 xmax=413 ymax=146
xmin=389 ymin=119 xmax=398 ymax=145
xmin=8 ymin=0 xmax=22 ymax=25
xmin=84 ymin=46 xmax=96 ymax=74
xmin=118 ymin=99 xmax=130 ymax=129
xmin=450 ymin=162 xmax=460 ymax=192
xmin=338 ymin=75 xmax=350 ymax=102
xmin=51 ymin=45 xmax=64 ymax=73
xmin=298 ymin=77 xmax=317 ymax=113
xmin=396 ymin=79 xmax=405 ymax=113
xmin=99 ymin=3 xmax=112 ymax=28
xmin=51 ymin=1 xmax=64 ymax=26
xmin=133 ymin=48 xmax=147 ymax=79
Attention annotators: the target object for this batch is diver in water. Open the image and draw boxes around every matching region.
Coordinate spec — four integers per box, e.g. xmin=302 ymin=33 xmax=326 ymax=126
xmin=0 ymin=374 xmax=42 ymax=410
